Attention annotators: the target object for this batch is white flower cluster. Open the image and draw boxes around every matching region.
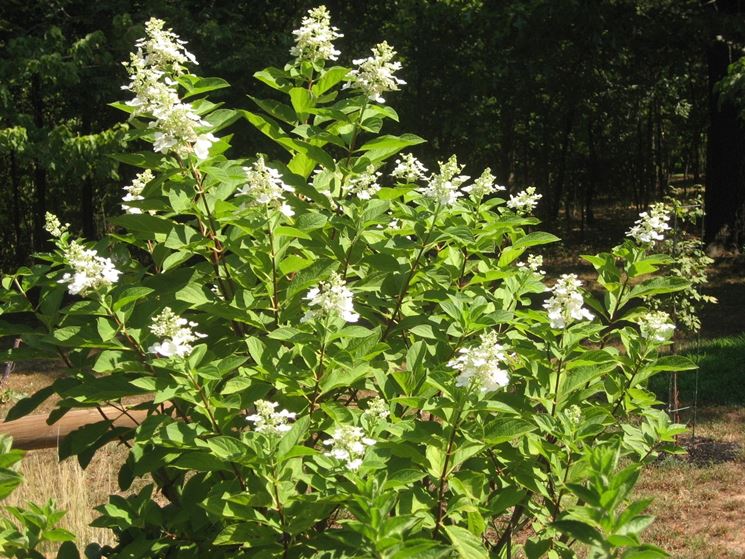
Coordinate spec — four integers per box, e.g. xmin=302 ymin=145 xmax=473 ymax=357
xmin=148 ymin=306 xmax=206 ymax=358
xmin=421 ymin=155 xmax=468 ymax=206
xmin=323 ymin=425 xmax=375 ymax=471
xmin=462 ymin=167 xmax=505 ymax=199
xmin=362 ymin=397 xmax=390 ymax=421
xmin=58 ymin=242 xmax=121 ymax=296
xmin=302 ymin=272 xmax=359 ymax=324
xmin=135 ymin=17 xmax=197 ymax=73
xmin=517 ymin=254 xmax=545 ymax=275
xmin=238 ymin=156 xmax=295 ymax=217
xmin=290 ymin=6 xmax=343 ymax=64
xmin=346 ymin=41 xmax=405 ymax=103
xmin=638 ymin=310 xmax=675 ymax=342
xmin=44 ymin=212 xmax=68 ymax=238
xmin=346 ymin=165 xmax=381 ymax=200
xmin=543 ymin=274 xmax=594 ymax=329
xmin=626 ymin=203 xmax=671 ymax=244
xmin=564 ymin=404 xmax=582 ymax=426
xmin=246 ymin=400 xmax=296 ymax=436
xmin=391 ymin=153 xmax=428 ymax=183
xmin=449 ymin=331 xmax=511 ymax=393
xmin=506 ymin=186 xmax=542 ymax=215
xmin=123 ymin=18 xmax=217 ymax=160
xmin=122 ymin=169 xmax=155 ymax=214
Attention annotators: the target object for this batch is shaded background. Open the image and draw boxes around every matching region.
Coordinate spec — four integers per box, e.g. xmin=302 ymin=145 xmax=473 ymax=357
xmin=2 ymin=0 xmax=745 ymax=268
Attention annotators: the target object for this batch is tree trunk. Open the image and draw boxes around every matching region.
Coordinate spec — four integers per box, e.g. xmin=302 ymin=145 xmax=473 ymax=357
xmin=10 ymin=149 xmax=25 ymax=264
xmin=585 ymin=121 xmax=597 ymax=225
xmin=550 ymin=107 xmax=575 ymax=219
xmin=704 ymin=38 xmax=745 ymax=246
xmin=499 ymin=100 xmax=515 ymax=186
xmin=81 ymin=111 xmax=95 ymax=238
xmin=31 ymin=73 xmax=47 ymax=251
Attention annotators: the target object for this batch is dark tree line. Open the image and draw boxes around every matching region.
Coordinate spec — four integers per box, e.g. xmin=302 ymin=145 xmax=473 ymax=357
xmin=2 ymin=0 xmax=745 ymax=268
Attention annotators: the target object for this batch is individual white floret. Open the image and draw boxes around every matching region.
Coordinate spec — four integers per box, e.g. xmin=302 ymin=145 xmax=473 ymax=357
xmin=638 ymin=310 xmax=675 ymax=342
xmin=362 ymin=397 xmax=390 ymax=421
xmin=391 ymin=153 xmax=428 ymax=183
xmin=506 ymin=186 xmax=542 ymax=215
xmin=462 ymin=167 xmax=505 ymax=200
xmin=564 ymin=405 xmax=582 ymax=425
xmin=238 ymin=155 xmax=296 ymax=216
xmin=420 ymin=155 xmax=468 ymax=206
xmin=301 ymin=272 xmax=359 ymax=324
xmin=136 ymin=17 xmax=198 ymax=74
xmin=448 ymin=331 xmax=511 ymax=393
xmin=323 ymin=425 xmax=375 ymax=471
xmin=122 ymin=169 xmax=155 ymax=214
xmin=543 ymin=274 xmax=594 ymax=329
xmin=148 ymin=306 xmax=206 ymax=358
xmin=44 ymin=212 xmax=69 ymax=238
xmin=246 ymin=400 xmax=297 ymax=436
xmin=345 ymin=41 xmax=405 ymax=103
xmin=626 ymin=203 xmax=671 ymax=244
xmin=290 ymin=6 xmax=343 ymax=64
xmin=346 ymin=165 xmax=381 ymax=200
xmin=516 ymin=254 xmax=545 ymax=275
xmin=58 ymin=241 xmax=121 ymax=296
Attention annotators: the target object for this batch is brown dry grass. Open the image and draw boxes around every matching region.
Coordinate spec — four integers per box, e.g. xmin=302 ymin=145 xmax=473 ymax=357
xmin=4 ymin=444 xmax=124 ymax=554
xmin=637 ymin=407 xmax=745 ymax=559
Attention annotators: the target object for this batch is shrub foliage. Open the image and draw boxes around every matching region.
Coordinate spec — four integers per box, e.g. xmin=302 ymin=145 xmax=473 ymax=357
xmin=0 ymin=9 xmax=695 ymax=559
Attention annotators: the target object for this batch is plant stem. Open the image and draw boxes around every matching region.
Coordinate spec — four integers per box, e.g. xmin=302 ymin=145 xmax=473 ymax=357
xmin=267 ymin=212 xmax=280 ymax=322
xmin=186 ymin=366 xmax=247 ymax=491
xmin=383 ymin=203 xmax=441 ymax=340
xmin=270 ymin=450 xmax=290 ymax=558
xmin=308 ymin=320 xmax=330 ymax=415
xmin=433 ymin=391 xmax=468 ymax=538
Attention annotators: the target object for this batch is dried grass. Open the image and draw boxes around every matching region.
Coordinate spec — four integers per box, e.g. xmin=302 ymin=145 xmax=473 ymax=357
xmin=5 ymin=444 xmax=124 ymax=554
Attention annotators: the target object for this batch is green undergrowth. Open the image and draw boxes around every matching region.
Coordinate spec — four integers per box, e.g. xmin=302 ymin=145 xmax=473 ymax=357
xmin=651 ymin=334 xmax=745 ymax=406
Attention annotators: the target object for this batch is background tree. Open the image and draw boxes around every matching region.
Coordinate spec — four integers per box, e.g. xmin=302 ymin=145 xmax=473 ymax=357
xmin=2 ymin=0 xmax=745 ymax=267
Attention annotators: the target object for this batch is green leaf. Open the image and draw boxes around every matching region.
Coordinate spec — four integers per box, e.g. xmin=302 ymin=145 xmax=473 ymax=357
xmin=320 ymin=364 xmax=370 ymax=394
xmin=113 ymin=287 xmax=154 ymax=311
xmin=254 ymin=67 xmax=292 ymax=92
xmin=278 ymin=255 xmax=315 ymax=276
xmin=275 ymin=226 xmax=312 ymax=240
xmin=250 ymin=96 xmax=297 ymax=124
xmin=311 ymin=66 xmax=350 ymax=96
xmin=483 ymin=417 xmax=536 ymax=444
xmin=443 ymin=525 xmax=488 ymax=559
xmin=242 ymin=110 xmax=334 ymax=170
xmin=112 ymin=213 xmax=172 ymax=235
xmin=626 ymin=277 xmax=689 ymax=300
xmin=203 ymin=436 xmax=252 ymax=462
xmin=552 ymin=520 xmax=604 ymax=545
xmin=512 ymin=231 xmax=561 ymax=249
xmin=6 ymin=383 xmax=57 ymax=421
xmin=177 ymin=74 xmax=230 ymax=99
xmin=289 ymin=87 xmax=312 ymax=115
xmin=357 ymin=133 xmax=426 ymax=161
xmin=277 ymin=415 xmax=310 ymax=460
xmin=178 ymin=75 xmax=230 ymax=98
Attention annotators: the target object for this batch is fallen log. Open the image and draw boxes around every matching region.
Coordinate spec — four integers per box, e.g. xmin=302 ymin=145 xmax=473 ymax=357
xmin=0 ymin=406 xmax=148 ymax=450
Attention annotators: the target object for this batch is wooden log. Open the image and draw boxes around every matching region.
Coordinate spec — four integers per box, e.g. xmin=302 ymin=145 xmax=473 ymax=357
xmin=0 ymin=406 xmax=148 ymax=450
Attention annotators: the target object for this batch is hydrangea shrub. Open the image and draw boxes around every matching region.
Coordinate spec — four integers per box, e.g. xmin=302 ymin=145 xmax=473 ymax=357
xmin=0 ymin=9 xmax=696 ymax=559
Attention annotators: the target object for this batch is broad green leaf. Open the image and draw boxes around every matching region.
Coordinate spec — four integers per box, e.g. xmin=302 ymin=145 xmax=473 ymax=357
xmin=357 ymin=133 xmax=426 ymax=161
xmin=443 ymin=525 xmax=488 ymax=559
